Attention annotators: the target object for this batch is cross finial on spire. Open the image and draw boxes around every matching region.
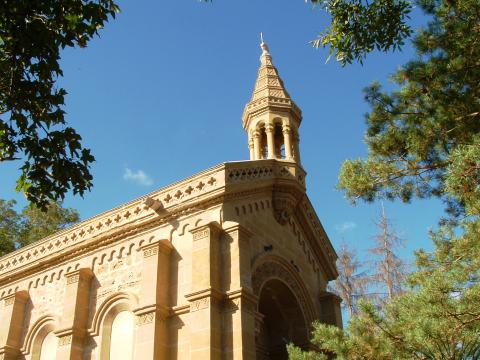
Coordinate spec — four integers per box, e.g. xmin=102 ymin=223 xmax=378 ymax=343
xmin=260 ymin=32 xmax=270 ymax=55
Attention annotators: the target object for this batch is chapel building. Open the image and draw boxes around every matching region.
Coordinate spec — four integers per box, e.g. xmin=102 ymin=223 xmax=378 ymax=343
xmin=0 ymin=40 xmax=342 ymax=360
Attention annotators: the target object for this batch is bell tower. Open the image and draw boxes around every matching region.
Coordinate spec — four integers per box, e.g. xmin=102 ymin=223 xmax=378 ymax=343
xmin=242 ymin=36 xmax=302 ymax=164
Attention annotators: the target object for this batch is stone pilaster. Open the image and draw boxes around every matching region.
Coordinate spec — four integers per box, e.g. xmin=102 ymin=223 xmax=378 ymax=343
xmin=186 ymin=223 xmax=222 ymax=360
xmin=134 ymin=239 xmax=173 ymax=360
xmin=223 ymin=225 xmax=257 ymax=359
xmin=318 ymin=291 xmax=342 ymax=327
xmin=0 ymin=291 xmax=29 ymax=360
xmin=55 ymin=268 xmax=93 ymax=360
xmin=224 ymin=225 xmax=253 ymax=291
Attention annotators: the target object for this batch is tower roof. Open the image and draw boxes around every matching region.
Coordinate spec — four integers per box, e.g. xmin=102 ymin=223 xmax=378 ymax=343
xmin=242 ymin=37 xmax=302 ymax=129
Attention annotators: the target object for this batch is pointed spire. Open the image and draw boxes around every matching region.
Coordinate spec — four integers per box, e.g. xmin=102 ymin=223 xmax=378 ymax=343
xmin=242 ymin=36 xmax=302 ymax=129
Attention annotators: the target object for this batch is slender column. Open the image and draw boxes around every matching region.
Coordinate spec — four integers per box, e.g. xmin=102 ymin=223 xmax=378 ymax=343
xmin=282 ymin=124 xmax=293 ymax=160
xmin=0 ymin=291 xmax=29 ymax=360
xmin=293 ymin=132 xmax=301 ymax=164
xmin=134 ymin=239 xmax=173 ymax=360
xmin=223 ymin=225 xmax=257 ymax=360
xmin=56 ymin=268 xmax=93 ymax=360
xmin=253 ymin=130 xmax=261 ymax=160
xmin=248 ymin=137 xmax=255 ymax=160
xmin=186 ymin=223 xmax=223 ymax=360
xmin=265 ymin=123 xmax=275 ymax=159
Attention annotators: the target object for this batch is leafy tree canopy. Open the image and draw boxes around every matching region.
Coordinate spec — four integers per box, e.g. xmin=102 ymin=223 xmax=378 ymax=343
xmin=310 ymin=0 xmax=412 ymax=64
xmin=0 ymin=0 xmax=118 ymax=209
xmin=0 ymin=199 xmax=79 ymax=257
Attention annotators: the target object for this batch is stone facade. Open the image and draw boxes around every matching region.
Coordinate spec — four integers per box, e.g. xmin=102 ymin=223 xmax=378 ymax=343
xmin=0 ymin=40 xmax=341 ymax=360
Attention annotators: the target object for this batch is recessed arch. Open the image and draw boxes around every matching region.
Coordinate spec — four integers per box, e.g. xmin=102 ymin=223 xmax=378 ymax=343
xmin=89 ymin=291 xmax=138 ymax=337
xmin=88 ymin=291 xmax=138 ymax=360
xmin=252 ymin=256 xmax=316 ymax=359
xmin=252 ymin=255 xmax=315 ymax=322
xmin=257 ymin=278 xmax=309 ymax=359
xmin=22 ymin=315 xmax=59 ymax=358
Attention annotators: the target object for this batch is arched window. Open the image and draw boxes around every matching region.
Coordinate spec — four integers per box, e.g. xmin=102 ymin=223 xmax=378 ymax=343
xmin=107 ymin=311 xmax=135 ymax=360
xmin=29 ymin=318 xmax=57 ymax=360
xmin=39 ymin=331 xmax=57 ymax=360
xmin=94 ymin=294 xmax=138 ymax=360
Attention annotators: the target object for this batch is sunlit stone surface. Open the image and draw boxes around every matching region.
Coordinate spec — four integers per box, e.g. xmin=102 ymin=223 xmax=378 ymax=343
xmin=109 ymin=311 xmax=135 ymax=360
xmin=0 ymin=40 xmax=342 ymax=360
xmin=39 ymin=332 xmax=57 ymax=360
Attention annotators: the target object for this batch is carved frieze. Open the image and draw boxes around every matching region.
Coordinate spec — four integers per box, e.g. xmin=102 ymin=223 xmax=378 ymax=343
xmin=143 ymin=247 xmax=158 ymax=258
xmin=190 ymin=298 xmax=210 ymax=312
xmin=4 ymin=296 xmax=14 ymax=307
xmin=58 ymin=334 xmax=72 ymax=346
xmin=136 ymin=311 xmax=155 ymax=325
xmin=192 ymin=228 xmax=210 ymax=241
xmin=66 ymin=274 xmax=80 ymax=285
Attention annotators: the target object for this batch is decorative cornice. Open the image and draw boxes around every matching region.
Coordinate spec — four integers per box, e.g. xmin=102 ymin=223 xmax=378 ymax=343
xmin=2 ymin=290 xmax=29 ymax=306
xmin=185 ymin=288 xmax=224 ymax=302
xmin=0 ymin=164 xmax=224 ymax=280
xmin=0 ymin=160 xmax=317 ymax=285
xmin=294 ymin=197 xmax=339 ymax=280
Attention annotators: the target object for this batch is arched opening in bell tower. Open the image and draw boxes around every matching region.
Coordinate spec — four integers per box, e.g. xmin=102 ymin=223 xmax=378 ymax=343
xmin=260 ymin=124 xmax=268 ymax=159
xmin=252 ymin=120 xmax=292 ymax=160
xmin=274 ymin=123 xmax=285 ymax=159
xmin=256 ymin=279 xmax=309 ymax=360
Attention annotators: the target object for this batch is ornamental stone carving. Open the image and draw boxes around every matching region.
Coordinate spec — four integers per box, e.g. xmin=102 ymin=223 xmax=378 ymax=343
xmin=4 ymin=296 xmax=14 ymax=307
xmin=58 ymin=334 xmax=72 ymax=346
xmin=252 ymin=259 xmax=314 ymax=324
xmin=272 ymin=187 xmax=301 ymax=225
xmin=190 ymin=297 xmax=210 ymax=312
xmin=142 ymin=247 xmax=158 ymax=258
xmin=66 ymin=274 xmax=80 ymax=285
xmin=136 ymin=311 xmax=155 ymax=325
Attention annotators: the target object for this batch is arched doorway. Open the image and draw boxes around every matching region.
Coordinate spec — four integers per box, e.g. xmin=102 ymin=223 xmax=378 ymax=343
xmin=256 ymin=278 xmax=309 ymax=360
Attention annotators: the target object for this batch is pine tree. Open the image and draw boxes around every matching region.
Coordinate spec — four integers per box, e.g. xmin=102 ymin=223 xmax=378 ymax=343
xmin=331 ymin=243 xmax=370 ymax=316
xmin=289 ymin=0 xmax=480 ymax=356
xmin=369 ymin=205 xmax=405 ymax=301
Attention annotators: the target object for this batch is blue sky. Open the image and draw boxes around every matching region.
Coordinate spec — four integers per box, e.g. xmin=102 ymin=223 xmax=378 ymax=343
xmin=1 ymin=0 xmax=443 ymax=266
